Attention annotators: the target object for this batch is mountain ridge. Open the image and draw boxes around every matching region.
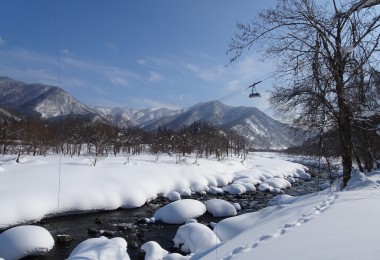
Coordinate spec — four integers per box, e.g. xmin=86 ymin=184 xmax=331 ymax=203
xmin=0 ymin=76 xmax=301 ymax=149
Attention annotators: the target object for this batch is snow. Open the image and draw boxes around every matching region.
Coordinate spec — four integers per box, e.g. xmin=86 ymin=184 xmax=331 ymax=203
xmin=4 ymin=153 xmax=379 ymax=259
xmin=0 ymin=225 xmax=54 ymax=260
xmin=68 ymin=236 xmax=129 ymax=260
xmin=225 ymin=183 xmax=247 ymax=195
xmin=192 ymin=169 xmax=380 ymax=260
xmin=166 ymin=191 xmax=181 ymax=201
xmin=204 ymin=199 xmax=237 ymax=217
xmin=0 ymin=153 xmax=308 ymax=228
xmin=153 ymin=199 xmax=206 ymax=224
xmin=173 ymin=223 xmax=221 ymax=254
xmin=258 ymin=177 xmax=291 ymax=192
xmin=140 ymin=241 xmax=168 ymax=260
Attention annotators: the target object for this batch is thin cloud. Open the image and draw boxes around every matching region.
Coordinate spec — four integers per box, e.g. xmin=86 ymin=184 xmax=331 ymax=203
xmin=185 ymin=63 xmax=224 ymax=82
xmin=0 ymin=36 xmax=6 ymax=46
xmin=149 ymin=71 xmax=163 ymax=83
xmin=105 ymin=42 xmax=117 ymax=51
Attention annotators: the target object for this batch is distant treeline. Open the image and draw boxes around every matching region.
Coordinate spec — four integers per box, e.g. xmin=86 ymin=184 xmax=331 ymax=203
xmin=0 ymin=117 xmax=248 ymax=163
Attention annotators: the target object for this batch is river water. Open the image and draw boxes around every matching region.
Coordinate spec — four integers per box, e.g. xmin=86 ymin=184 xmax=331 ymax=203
xmin=13 ymin=166 xmax=327 ymax=260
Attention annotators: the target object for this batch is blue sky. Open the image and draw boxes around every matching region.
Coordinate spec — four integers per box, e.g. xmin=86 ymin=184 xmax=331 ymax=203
xmin=0 ymin=0 xmax=277 ymax=115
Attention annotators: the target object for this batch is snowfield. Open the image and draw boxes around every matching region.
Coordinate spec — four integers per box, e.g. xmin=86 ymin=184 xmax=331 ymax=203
xmin=0 ymin=153 xmax=379 ymax=259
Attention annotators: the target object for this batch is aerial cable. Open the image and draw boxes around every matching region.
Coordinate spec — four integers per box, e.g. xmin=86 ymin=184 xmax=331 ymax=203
xmin=53 ymin=0 xmax=62 ymax=210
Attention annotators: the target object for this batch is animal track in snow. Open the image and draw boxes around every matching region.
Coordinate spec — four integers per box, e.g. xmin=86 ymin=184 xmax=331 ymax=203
xmin=221 ymin=193 xmax=338 ymax=260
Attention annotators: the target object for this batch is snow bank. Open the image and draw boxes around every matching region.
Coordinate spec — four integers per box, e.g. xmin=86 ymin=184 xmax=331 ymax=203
xmin=153 ymin=199 xmax=206 ymax=224
xmin=68 ymin=236 xmax=129 ymax=260
xmin=173 ymin=223 xmax=220 ymax=253
xmin=204 ymin=199 xmax=237 ymax=217
xmin=0 ymin=154 xmax=244 ymax=228
xmin=0 ymin=225 xmax=54 ymax=260
xmin=0 ymin=153 xmax=309 ymax=228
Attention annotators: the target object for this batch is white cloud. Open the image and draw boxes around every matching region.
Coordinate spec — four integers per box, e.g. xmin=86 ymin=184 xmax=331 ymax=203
xmin=105 ymin=42 xmax=117 ymax=51
xmin=0 ymin=36 xmax=6 ymax=46
xmin=61 ymin=49 xmax=70 ymax=55
xmin=131 ymin=97 xmax=180 ymax=110
xmin=62 ymin=55 xmax=143 ymax=87
xmin=185 ymin=63 xmax=224 ymax=82
xmin=149 ymin=71 xmax=163 ymax=82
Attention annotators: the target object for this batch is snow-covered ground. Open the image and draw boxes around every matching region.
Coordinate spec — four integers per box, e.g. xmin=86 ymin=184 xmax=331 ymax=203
xmin=0 ymin=153 xmax=307 ymax=229
xmin=1 ymin=153 xmax=379 ymax=259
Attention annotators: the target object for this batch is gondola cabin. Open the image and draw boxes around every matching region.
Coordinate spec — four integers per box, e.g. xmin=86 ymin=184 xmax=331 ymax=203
xmin=249 ymin=82 xmax=261 ymax=98
xmin=249 ymin=92 xmax=261 ymax=98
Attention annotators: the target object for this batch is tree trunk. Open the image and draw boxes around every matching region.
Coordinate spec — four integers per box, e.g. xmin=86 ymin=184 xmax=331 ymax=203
xmin=337 ymin=81 xmax=353 ymax=188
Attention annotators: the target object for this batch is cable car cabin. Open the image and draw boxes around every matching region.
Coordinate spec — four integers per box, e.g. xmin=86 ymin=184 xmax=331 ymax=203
xmin=248 ymin=81 xmax=262 ymax=98
xmin=249 ymin=92 xmax=261 ymax=98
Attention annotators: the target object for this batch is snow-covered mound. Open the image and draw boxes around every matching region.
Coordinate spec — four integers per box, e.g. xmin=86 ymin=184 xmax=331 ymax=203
xmin=173 ymin=223 xmax=220 ymax=254
xmin=67 ymin=236 xmax=129 ymax=260
xmin=141 ymin=241 xmax=168 ymax=260
xmin=152 ymin=199 xmax=206 ymax=224
xmin=0 ymin=225 xmax=54 ymax=260
xmin=204 ymin=199 xmax=237 ymax=217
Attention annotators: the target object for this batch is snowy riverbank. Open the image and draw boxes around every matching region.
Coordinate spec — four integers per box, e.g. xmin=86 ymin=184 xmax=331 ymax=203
xmin=0 ymin=153 xmax=307 ymax=229
xmin=2 ymin=153 xmax=379 ymax=259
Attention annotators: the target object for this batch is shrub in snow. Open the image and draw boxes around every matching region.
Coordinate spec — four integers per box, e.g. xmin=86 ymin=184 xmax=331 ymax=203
xmin=167 ymin=191 xmax=181 ymax=201
xmin=227 ymin=183 xmax=247 ymax=195
xmin=153 ymin=199 xmax=206 ymax=224
xmin=0 ymin=225 xmax=54 ymax=260
xmin=141 ymin=241 xmax=168 ymax=260
xmin=173 ymin=223 xmax=220 ymax=253
xmin=68 ymin=236 xmax=129 ymax=260
xmin=204 ymin=199 xmax=237 ymax=217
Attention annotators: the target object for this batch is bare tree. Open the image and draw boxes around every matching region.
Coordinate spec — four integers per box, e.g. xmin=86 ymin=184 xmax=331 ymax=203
xmin=228 ymin=0 xmax=380 ymax=188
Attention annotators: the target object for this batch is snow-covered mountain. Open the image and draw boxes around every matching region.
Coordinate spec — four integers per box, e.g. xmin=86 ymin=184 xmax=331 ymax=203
xmin=93 ymin=106 xmax=177 ymax=128
xmin=0 ymin=76 xmax=302 ymax=148
xmin=99 ymin=101 xmax=302 ymax=149
xmin=0 ymin=77 xmax=99 ymax=120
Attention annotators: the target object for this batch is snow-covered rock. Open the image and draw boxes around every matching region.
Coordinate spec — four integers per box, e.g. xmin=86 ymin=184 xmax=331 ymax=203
xmin=0 ymin=225 xmax=54 ymax=260
xmin=140 ymin=241 xmax=168 ymax=260
xmin=166 ymin=191 xmax=181 ymax=201
xmin=173 ymin=223 xmax=220 ymax=253
xmin=204 ymin=199 xmax=237 ymax=217
xmin=68 ymin=236 xmax=129 ymax=260
xmin=153 ymin=199 xmax=206 ymax=224
xmin=209 ymin=186 xmax=224 ymax=194
xmin=226 ymin=184 xmax=247 ymax=195
xmin=259 ymin=177 xmax=291 ymax=193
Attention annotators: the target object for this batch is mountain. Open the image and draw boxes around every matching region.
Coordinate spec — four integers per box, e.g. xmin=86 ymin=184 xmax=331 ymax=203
xmin=100 ymin=100 xmax=302 ymax=149
xmin=0 ymin=77 xmax=99 ymax=120
xmin=0 ymin=76 xmax=302 ymax=149
xmin=0 ymin=105 xmax=20 ymax=121
xmin=93 ymin=106 xmax=177 ymax=128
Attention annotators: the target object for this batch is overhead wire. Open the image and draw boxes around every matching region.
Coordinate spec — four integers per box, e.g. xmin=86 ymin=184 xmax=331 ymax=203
xmin=53 ymin=0 xmax=62 ymax=210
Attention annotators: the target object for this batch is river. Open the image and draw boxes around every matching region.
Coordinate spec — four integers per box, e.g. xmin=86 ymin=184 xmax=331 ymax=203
xmin=14 ymin=165 xmax=327 ymax=260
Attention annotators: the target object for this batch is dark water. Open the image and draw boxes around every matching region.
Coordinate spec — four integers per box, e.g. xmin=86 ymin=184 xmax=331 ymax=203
xmin=8 ymin=168 xmax=327 ymax=260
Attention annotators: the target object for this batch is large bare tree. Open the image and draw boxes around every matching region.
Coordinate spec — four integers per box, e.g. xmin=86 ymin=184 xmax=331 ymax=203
xmin=228 ymin=0 xmax=380 ymax=187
